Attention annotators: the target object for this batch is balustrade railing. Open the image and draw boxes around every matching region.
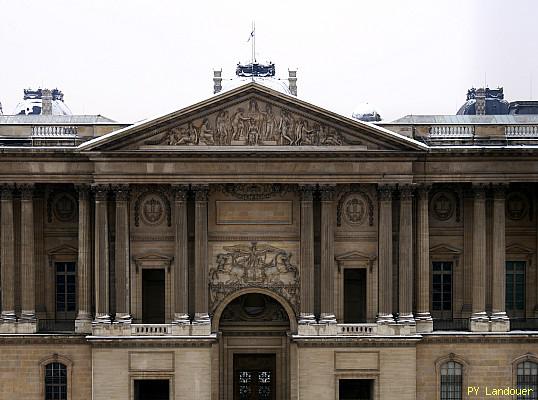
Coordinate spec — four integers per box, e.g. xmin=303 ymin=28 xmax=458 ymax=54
xmin=37 ymin=319 xmax=75 ymax=333
xmin=337 ymin=323 xmax=377 ymax=335
xmin=505 ymin=125 xmax=538 ymax=137
xmin=432 ymin=318 xmax=469 ymax=331
xmin=429 ymin=125 xmax=475 ymax=138
xmin=131 ymin=324 xmax=172 ymax=335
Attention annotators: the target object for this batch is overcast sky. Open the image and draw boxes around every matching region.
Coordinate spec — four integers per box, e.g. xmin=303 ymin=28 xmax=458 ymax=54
xmin=1 ymin=0 xmax=537 ymax=122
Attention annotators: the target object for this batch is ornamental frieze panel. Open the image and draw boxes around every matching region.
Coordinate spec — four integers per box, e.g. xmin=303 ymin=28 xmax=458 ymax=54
xmin=46 ymin=189 xmax=77 ymax=224
xmin=336 ymin=185 xmax=375 ymax=228
xmin=145 ymin=98 xmax=348 ymax=147
xmin=209 ymin=242 xmax=300 ymax=315
xmin=429 ymin=186 xmax=462 ymax=224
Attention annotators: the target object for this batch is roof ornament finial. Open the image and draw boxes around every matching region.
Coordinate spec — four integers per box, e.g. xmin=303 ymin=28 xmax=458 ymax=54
xmin=248 ymin=21 xmax=256 ymax=67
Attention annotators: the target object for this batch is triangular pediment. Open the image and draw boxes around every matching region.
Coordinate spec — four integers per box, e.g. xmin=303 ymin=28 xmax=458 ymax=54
xmin=506 ymin=243 xmax=534 ymax=254
xmin=429 ymin=244 xmax=462 ymax=255
xmin=79 ymin=83 xmax=427 ymax=152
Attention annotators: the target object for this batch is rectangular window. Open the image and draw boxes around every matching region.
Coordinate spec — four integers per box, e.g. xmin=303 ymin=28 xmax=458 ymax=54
xmin=339 ymin=379 xmax=373 ymax=400
xmin=506 ymin=261 xmax=525 ymax=317
xmin=432 ymin=261 xmax=452 ymax=319
xmin=343 ymin=269 xmax=367 ymax=323
xmin=134 ymin=379 xmax=169 ymax=400
xmin=55 ymin=262 xmax=76 ymax=320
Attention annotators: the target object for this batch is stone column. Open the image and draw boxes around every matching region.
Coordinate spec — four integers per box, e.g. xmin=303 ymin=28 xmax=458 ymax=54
xmin=491 ymin=184 xmax=509 ymax=331
xmin=194 ymin=185 xmax=210 ymax=324
xmin=377 ymin=185 xmax=395 ymax=324
xmin=1 ymin=184 xmax=16 ymax=322
xmin=173 ymin=185 xmax=190 ymax=324
xmin=398 ymin=185 xmax=414 ymax=324
xmin=299 ymin=185 xmax=315 ymax=324
xmin=94 ymin=185 xmax=111 ymax=323
xmin=471 ymin=184 xmax=489 ymax=331
xmin=319 ymin=186 xmax=336 ymax=324
xmin=415 ymin=185 xmax=433 ymax=332
xmin=75 ymin=185 xmax=92 ymax=333
xmin=34 ymin=189 xmax=46 ymax=318
xmin=114 ymin=185 xmax=131 ymax=323
xmin=20 ymin=184 xmax=36 ymax=327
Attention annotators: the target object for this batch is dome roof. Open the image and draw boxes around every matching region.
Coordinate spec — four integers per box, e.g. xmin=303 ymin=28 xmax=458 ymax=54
xmin=12 ymin=88 xmax=72 ymax=116
xmin=352 ymin=102 xmax=381 ymax=122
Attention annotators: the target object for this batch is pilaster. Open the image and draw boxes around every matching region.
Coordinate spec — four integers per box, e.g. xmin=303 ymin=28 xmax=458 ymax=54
xmin=1 ymin=184 xmax=16 ymax=323
xmin=20 ymin=184 xmax=36 ymax=331
xmin=75 ymin=185 xmax=92 ymax=333
xmin=319 ymin=185 xmax=336 ymax=324
xmin=93 ymin=185 xmax=111 ymax=324
xmin=377 ymin=185 xmax=395 ymax=324
xmin=114 ymin=185 xmax=132 ymax=323
xmin=193 ymin=185 xmax=210 ymax=324
xmin=415 ymin=185 xmax=433 ymax=332
xmin=398 ymin=185 xmax=415 ymax=327
xmin=299 ymin=185 xmax=315 ymax=324
xmin=173 ymin=185 xmax=190 ymax=324
xmin=470 ymin=184 xmax=489 ymax=331
xmin=491 ymin=184 xmax=509 ymax=331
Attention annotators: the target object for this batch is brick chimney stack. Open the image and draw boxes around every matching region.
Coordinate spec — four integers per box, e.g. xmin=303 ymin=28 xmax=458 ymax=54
xmin=288 ymin=70 xmax=297 ymax=96
xmin=475 ymin=88 xmax=486 ymax=115
xmin=41 ymin=89 xmax=53 ymax=115
xmin=213 ymin=70 xmax=222 ymax=94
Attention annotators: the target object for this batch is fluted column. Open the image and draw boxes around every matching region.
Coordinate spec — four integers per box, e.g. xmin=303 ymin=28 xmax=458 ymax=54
xmin=173 ymin=185 xmax=190 ymax=323
xmin=471 ymin=184 xmax=488 ymax=330
xmin=398 ymin=185 xmax=414 ymax=324
xmin=299 ymin=185 xmax=315 ymax=324
xmin=114 ymin=185 xmax=131 ymax=323
xmin=94 ymin=185 xmax=111 ymax=323
xmin=491 ymin=184 xmax=509 ymax=331
xmin=416 ymin=185 xmax=433 ymax=332
xmin=377 ymin=185 xmax=395 ymax=324
xmin=20 ymin=184 xmax=36 ymax=323
xmin=320 ymin=186 xmax=336 ymax=324
xmin=1 ymin=184 xmax=16 ymax=322
xmin=75 ymin=185 xmax=92 ymax=332
xmin=194 ymin=185 xmax=210 ymax=323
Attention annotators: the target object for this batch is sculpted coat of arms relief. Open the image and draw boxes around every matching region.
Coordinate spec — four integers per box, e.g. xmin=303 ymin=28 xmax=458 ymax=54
xmin=209 ymin=242 xmax=300 ymax=315
xmin=147 ymin=98 xmax=347 ymax=147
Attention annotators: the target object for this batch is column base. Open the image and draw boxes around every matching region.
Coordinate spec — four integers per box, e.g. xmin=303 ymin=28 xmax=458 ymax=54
xmin=93 ymin=313 xmax=112 ymax=324
xmin=397 ymin=313 xmax=416 ymax=325
xmin=75 ymin=318 xmax=93 ymax=334
xmin=1 ymin=311 xmax=17 ymax=322
xmin=20 ymin=311 xmax=36 ymax=321
xmin=17 ymin=320 xmax=37 ymax=333
xmin=193 ymin=313 xmax=210 ymax=324
xmin=415 ymin=313 xmax=433 ymax=333
xmin=490 ymin=312 xmax=510 ymax=332
xmin=114 ymin=313 xmax=132 ymax=323
xmin=470 ymin=312 xmax=490 ymax=332
xmin=376 ymin=313 xmax=395 ymax=324
xmin=298 ymin=313 xmax=316 ymax=324
xmin=319 ymin=313 xmax=337 ymax=324
xmin=173 ymin=313 xmax=191 ymax=325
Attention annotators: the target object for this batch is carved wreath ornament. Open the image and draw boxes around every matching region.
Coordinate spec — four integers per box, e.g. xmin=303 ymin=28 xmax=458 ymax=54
xmin=147 ymin=99 xmax=346 ymax=146
xmin=209 ymin=242 xmax=300 ymax=315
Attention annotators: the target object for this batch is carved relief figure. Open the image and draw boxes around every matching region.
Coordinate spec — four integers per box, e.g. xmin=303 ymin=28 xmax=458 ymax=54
xmin=149 ymin=99 xmax=347 ymax=147
xmin=209 ymin=242 xmax=300 ymax=314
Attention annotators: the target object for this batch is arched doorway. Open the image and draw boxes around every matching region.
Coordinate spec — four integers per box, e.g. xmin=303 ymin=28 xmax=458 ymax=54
xmin=214 ymin=291 xmax=293 ymax=400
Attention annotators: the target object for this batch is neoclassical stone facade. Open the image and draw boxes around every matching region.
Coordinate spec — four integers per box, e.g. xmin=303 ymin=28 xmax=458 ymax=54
xmin=0 ymin=83 xmax=537 ymax=399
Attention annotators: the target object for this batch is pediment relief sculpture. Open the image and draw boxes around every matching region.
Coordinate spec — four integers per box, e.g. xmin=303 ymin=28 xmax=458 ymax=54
xmin=209 ymin=242 xmax=299 ymax=315
xmin=146 ymin=99 xmax=348 ymax=147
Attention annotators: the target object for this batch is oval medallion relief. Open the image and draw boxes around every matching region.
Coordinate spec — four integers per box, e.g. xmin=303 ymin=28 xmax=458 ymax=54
xmin=506 ymin=192 xmax=528 ymax=220
xmin=53 ymin=193 xmax=77 ymax=222
xmin=343 ymin=194 xmax=367 ymax=225
xmin=431 ymin=192 xmax=454 ymax=221
xmin=140 ymin=194 xmax=165 ymax=225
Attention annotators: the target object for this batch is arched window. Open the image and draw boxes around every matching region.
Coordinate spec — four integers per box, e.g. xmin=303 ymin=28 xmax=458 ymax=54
xmin=45 ymin=362 xmax=67 ymax=400
xmin=440 ymin=361 xmax=462 ymax=400
xmin=517 ymin=361 xmax=538 ymax=400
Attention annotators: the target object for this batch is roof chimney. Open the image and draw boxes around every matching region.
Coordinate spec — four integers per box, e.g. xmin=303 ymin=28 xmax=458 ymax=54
xmin=41 ymin=89 xmax=53 ymax=115
xmin=288 ymin=69 xmax=297 ymax=96
xmin=213 ymin=70 xmax=222 ymax=94
xmin=475 ymin=88 xmax=486 ymax=115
